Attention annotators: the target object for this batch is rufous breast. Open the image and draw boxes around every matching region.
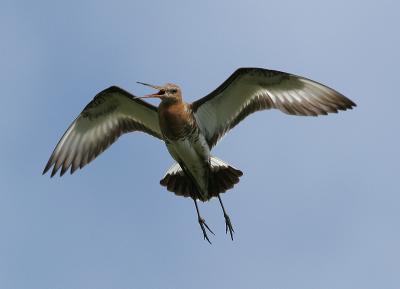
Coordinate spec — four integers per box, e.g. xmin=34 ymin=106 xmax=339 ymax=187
xmin=158 ymin=101 xmax=196 ymax=141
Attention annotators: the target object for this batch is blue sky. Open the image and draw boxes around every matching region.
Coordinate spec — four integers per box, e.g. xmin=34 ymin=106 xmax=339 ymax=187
xmin=1 ymin=0 xmax=399 ymax=288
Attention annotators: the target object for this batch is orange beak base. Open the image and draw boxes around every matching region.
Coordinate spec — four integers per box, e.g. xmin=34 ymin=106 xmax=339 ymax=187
xmin=137 ymin=89 xmax=165 ymax=99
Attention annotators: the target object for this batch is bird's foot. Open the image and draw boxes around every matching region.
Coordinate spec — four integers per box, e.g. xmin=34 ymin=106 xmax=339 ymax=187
xmin=224 ymin=213 xmax=235 ymax=240
xmin=198 ymin=217 xmax=214 ymax=244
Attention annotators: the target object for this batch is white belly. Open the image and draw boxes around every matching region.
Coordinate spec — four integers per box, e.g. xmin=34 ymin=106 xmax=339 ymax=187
xmin=165 ymin=134 xmax=210 ymax=194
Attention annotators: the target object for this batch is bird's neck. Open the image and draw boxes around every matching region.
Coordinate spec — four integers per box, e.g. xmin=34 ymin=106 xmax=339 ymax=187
xmin=159 ymin=98 xmax=187 ymax=112
xmin=160 ymin=97 xmax=182 ymax=106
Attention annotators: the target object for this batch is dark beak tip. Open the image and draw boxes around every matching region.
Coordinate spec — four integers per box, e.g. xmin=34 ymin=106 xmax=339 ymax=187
xmin=136 ymin=81 xmax=162 ymax=90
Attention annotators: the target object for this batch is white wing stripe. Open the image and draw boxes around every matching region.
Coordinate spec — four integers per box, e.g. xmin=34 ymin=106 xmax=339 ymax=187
xmin=43 ymin=86 xmax=162 ymax=177
xmin=193 ymin=68 xmax=355 ymax=147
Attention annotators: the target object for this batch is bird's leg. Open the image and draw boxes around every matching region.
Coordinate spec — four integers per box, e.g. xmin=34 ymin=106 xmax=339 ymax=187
xmin=217 ymin=194 xmax=234 ymax=240
xmin=193 ymin=199 xmax=214 ymax=244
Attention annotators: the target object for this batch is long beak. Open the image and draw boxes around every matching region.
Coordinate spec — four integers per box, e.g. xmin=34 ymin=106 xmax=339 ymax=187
xmin=136 ymin=94 xmax=162 ymax=99
xmin=136 ymin=81 xmax=163 ymax=90
xmin=136 ymin=81 xmax=165 ymax=99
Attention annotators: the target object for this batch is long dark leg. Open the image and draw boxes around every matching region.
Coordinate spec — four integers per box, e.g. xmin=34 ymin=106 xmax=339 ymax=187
xmin=217 ymin=194 xmax=234 ymax=240
xmin=193 ymin=198 xmax=214 ymax=244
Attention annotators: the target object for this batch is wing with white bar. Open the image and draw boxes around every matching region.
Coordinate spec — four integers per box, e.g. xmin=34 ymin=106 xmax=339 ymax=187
xmin=43 ymin=86 xmax=162 ymax=177
xmin=192 ymin=68 xmax=356 ymax=148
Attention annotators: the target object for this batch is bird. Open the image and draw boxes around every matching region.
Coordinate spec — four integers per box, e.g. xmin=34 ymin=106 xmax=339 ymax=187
xmin=43 ymin=67 xmax=356 ymax=243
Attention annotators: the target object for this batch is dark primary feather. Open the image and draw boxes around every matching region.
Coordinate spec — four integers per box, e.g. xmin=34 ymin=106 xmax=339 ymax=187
xmin=43 ymin=86 xmax=162 ymax=177
xmin=192 ymin=67 xmax=356 ymax=148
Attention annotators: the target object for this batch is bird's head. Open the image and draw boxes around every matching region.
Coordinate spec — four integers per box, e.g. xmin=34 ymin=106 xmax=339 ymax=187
xmin=136 ymin=82 xmax=182 ymax=103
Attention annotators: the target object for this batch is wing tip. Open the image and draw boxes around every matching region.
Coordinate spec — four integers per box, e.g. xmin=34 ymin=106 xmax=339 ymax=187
xmin=43 ymin=164 xmax=76 ymax=178
xmin=42 ymin=160 xmax=53 ymax=176
xmin=70 ymin=165 xmax=78 ymax=175
xmin=50 ymin=166 xmax=58 ymax=178
xmin=339 ymin=97 xmax=357 ymax=112
xmin=60 ymin=166 xmax=68 ymax=177
xmin=349 ymin=100 xmax=357 ymax=108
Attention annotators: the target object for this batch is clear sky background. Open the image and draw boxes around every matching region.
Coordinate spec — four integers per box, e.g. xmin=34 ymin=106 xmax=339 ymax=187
xmin=1 ymin=0 xmax=399 ymax=288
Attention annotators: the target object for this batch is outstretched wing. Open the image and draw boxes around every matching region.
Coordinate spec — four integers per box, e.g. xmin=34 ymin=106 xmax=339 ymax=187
xmin=43 ymin=86 xmax=162 ymax=177
xmin=192 ymin=67 xmax=356 ymax=148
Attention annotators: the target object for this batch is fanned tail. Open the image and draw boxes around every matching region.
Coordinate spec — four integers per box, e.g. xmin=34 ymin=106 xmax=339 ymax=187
xmin=160 ymin=156 xmax=243 ymax=201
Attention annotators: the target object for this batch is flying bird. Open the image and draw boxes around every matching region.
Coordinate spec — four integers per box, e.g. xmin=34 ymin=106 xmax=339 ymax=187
xmin=43 ymin=67 xmax=356 ymax=243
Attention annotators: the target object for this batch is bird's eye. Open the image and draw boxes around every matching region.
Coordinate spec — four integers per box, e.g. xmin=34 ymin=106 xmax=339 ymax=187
xmin=170 ymin=89 xmax=177 ymax=94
